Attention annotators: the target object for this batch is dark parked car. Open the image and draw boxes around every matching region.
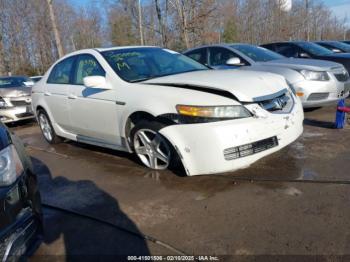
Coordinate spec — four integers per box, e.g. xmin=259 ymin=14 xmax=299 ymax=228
xmin=261 ymin=41 xmax=350 ymax=73
xmin=342 ymin=41 xmax=350 ymax=45
xmin=314 ymin=41 xmax=350 ymax=53
xmin=0 ymin=122 xmax=42 ymax=260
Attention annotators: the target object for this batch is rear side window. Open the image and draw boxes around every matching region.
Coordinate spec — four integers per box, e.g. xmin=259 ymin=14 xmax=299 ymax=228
xmin=186 ymin=48 xmax=207 ymax=65
xmin=275 ymin=44 xmax=299 ymax=58
xmin=47 ymin=57 xmax=76 ymax=84
xmin=73 ymin=55 xmax=105 ymax=85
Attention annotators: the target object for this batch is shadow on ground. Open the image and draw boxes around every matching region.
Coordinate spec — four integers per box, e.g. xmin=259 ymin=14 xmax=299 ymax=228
xmin=304 ymin=118 xmax=335 ymax=129
xmin=31 ymin=157 xmax=150 ymax=260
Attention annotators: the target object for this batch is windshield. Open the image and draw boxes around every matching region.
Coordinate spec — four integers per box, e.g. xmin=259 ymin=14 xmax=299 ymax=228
xmin=295 ymin=42 xmax=334 ymax=56
xmin=231 ymin=44 xmax=285 ymax=62
xmin=102 ymin=48 xmax=208 ymax=82
xmin=0 ymin=77 xmax=32 ymax=88
xmin=325 ymin=42 xmax=350 ymax=53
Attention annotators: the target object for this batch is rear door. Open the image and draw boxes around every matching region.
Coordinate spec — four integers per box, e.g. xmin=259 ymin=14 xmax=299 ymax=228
xmin=45 ymin=56 xmax=76 ymax=131
xmin=67 ymin=54 xmax=121 ymax=145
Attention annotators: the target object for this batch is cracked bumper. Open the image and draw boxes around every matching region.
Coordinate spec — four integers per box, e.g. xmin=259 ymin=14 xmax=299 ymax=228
xmin=160 ymin=101 xmax=304 ymax=176
xmin=0 ymin=107 xmax=34 ymax=123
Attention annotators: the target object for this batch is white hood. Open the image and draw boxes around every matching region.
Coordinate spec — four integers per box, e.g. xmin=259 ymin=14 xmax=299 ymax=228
xmin=143 ymin=70 xmax=288 ymax=102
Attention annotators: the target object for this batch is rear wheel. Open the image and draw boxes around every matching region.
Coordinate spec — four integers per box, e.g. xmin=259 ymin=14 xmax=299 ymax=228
xmin=37 ymin=110 xmax=62 ymax=144
xmin=131 ymin=121 xmax=173 ymax=170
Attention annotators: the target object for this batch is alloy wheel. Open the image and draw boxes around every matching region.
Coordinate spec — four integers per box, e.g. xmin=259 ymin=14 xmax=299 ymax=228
xmin=133 ymin=129 xmax=171 ymax=170
xmin=38 ymin=113 xmax=53 ymax=142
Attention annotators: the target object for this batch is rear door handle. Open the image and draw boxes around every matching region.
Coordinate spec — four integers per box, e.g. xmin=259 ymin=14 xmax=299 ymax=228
xmin=68 ymin=94 xmax=77 ymax=99
xmin=44 ymin=92 xmax=51 ymax=96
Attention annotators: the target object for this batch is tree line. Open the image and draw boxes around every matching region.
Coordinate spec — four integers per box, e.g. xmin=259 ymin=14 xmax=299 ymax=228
xmin=0 ymin=0 xmax=349 ymax=76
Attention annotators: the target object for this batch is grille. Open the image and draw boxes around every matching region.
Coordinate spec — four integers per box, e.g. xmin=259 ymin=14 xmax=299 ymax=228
xmin=307 ymin=93 xmax=329 ymax=101
xmin=334 ymin=72 xmax=349 ymax=82
xmin=10 ymin=100 xmax=31 ymax=107
xmin=224 ymin=136 xmax=278 ymax=160
xmin=15 ymin=112 xmax=33 ymax=118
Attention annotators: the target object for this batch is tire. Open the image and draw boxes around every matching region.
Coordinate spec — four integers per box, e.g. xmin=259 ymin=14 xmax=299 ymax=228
xmin=130 ymin=121 xmax=181 ymax=171
xmin=37 ymin=110 xmax=62 ymax=144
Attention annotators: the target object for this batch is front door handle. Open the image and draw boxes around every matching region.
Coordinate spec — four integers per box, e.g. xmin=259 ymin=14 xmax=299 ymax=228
xmin=44 ymin=92 xmax=51 ymax=96
xmin=68 ymin=94 xmax=77 ymax=99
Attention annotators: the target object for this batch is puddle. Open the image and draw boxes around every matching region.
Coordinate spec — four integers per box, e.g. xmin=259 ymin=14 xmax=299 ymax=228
xmin=302 ymin=131 xmax=324 ymax=138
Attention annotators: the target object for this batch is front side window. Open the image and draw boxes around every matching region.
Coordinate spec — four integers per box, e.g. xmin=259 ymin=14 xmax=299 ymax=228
xmin=322 ymin=42 xmax=350 ymax=53
xmin=102 ymin=48 xmax=208 ymax=83
xmin=186 ymin=48 xmax=208 ymax=65
xmin=209 ymin=47 xmax=239 ymax=66
xmin=295 ymin=42 xmax=333 ymax=56
xmin=73 ymin=55 xmax=106 ymax=85
xmin=47 ymin=57 xmax=76 ymax=84
xmin=231 ymin=44 xmax=285 ymax=62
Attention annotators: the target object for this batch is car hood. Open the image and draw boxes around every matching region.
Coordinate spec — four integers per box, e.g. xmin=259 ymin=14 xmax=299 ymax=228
xmin=143 ymin=70 xmax=288 ymax=102
xmin=257 ymin=58 xmax=343 ymax=71
xmin=0 ymin=87 xmax=31 ymax=98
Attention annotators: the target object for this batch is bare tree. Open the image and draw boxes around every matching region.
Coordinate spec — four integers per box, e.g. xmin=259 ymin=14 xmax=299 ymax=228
xmin=47 ymin=0 xmax=64 ymax=57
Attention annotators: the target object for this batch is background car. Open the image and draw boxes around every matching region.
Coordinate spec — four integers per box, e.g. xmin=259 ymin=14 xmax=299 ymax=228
xmin=261 ymin=41 xmax=350 ymax=74
xmin=342 ymin=41 xmax=350 ymax=45
xmin=314 ymin=41 xmax=350 ymax=53
xmin=0 ymin=121 xmax=42 ymax=260
xmin=0 ymin=76 xmax=35 ymax=123
xmin=184 ymin=44 xmax=349 ymax=108
xmin=31 ymin=46 xmax=303 ymax=176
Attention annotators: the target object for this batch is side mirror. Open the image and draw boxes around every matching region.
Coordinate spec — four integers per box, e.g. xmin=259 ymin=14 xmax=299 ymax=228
xmin=299 ymin=52 xmax=310 ymax=58
xmin=83 ymin=76 xmax=110 ymax=89
xmin=226 ymin=57 xmax=242 ymax=66
xmin=332 ymin=48 xmax=342 ymax=53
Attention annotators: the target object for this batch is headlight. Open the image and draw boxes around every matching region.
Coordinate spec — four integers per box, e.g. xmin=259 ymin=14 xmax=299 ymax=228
xmin=0 ymin=145 xmax=24 ymax=186
xmin=176 ymin=105 xmax=251 ymax=119
xmin=299 ymin=70 xmax=329 ymax=81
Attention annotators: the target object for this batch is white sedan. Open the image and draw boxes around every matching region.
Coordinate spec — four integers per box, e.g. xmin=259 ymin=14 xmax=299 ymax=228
xmin=31 ymin=47 xmax=304 ymax=176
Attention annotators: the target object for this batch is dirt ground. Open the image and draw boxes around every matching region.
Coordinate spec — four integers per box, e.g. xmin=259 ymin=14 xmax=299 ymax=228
xmin=9 ymin=104 xmax=350 ymax=260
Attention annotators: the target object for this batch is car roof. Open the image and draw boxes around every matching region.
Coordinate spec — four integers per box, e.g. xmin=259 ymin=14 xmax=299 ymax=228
xmin=184 ymin=43 xmax=254 ymax=53
xmin=0 ymin=75 xmax=28 ymax=79
xmin=95 ymin=46 xmax=159 ymax=52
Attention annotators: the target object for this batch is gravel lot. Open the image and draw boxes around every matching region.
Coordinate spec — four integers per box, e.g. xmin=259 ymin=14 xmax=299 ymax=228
xmin=10 ymin=103 xmax=350 ymax=260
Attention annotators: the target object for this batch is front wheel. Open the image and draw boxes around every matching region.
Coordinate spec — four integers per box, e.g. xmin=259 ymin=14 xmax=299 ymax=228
xmin=131 ymin=121 xmax=173 ymax=170
xmin=37 ymin=110 xmax=62 ymax=144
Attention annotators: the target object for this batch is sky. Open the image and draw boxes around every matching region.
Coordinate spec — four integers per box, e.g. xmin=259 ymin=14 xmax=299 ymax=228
xmin=70 ymin=0 xmax=350 ymax=24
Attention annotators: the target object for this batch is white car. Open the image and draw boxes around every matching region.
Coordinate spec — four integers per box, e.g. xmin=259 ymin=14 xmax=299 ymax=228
xmin=184 ymin=44 xmax=350 ymax=108
xmin=31 ymin=47 xmax=304 ymax=176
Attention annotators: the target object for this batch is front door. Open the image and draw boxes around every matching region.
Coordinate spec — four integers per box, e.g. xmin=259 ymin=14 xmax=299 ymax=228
xmin=67 ymin=54 xmax=121 ymax=145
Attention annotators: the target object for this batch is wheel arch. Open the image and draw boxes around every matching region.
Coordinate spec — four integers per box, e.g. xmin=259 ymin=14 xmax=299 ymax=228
xmin=123 ymin=110 xmax=175 ymax=152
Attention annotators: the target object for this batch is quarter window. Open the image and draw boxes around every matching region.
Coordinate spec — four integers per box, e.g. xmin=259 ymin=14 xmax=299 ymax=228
xmin=47 ymin=57 xmax=76 ymax=84
xmin=73 ymin=55 xmax=105 ymax=85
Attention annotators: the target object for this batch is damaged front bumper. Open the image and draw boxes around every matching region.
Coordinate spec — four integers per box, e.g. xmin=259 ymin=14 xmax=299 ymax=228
xmin=0 ymin=107 xmax=34 ymax=123
xmin=159 ymin=99 xmax=304 ymax=176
